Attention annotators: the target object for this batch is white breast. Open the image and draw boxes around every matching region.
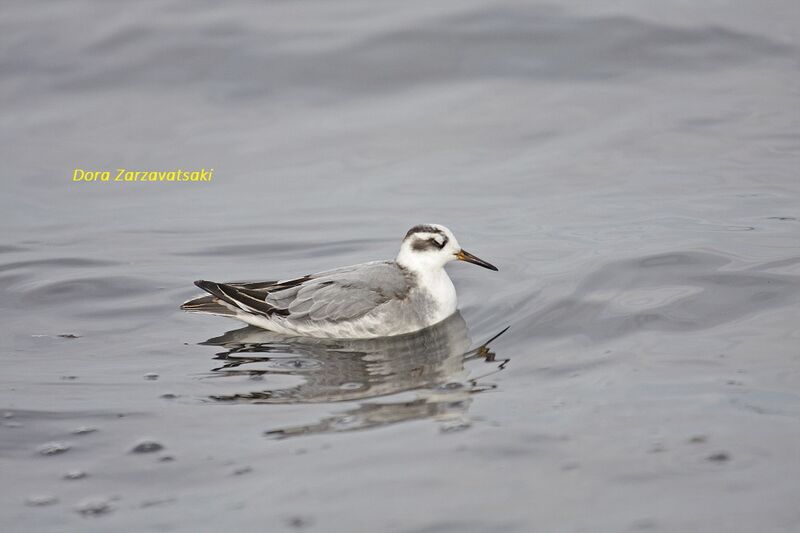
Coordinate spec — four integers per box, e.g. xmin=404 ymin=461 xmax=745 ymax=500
xmin=414 ymin=268 xmax=458 ymax=325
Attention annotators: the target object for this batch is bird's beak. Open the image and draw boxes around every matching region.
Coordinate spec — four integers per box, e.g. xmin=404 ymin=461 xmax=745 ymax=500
xmin=455 ymin=249 xmax=499 ymax=271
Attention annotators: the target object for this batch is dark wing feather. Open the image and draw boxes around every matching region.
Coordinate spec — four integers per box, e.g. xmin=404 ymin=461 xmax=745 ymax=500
xmin=191 ymin=280 xmax=288 ymax=317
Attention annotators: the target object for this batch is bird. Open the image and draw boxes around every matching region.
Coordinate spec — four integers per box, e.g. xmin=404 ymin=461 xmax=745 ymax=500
xmin=181 ymin=224 xmax=498 ymax=338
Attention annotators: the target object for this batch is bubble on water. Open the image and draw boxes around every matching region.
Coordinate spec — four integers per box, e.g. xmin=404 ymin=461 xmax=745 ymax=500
xmin=286 ymin=516 xmax=314 ymax=529
xmin=72 ymin=426 xmax=98 ymax=435
xmin=63 ymin=470 xmax=87 ymax=480
xmin=75 ymin=496 xmax=113 ymax=517
xmin=707 ymin=451 xmax=730 ymax=463
xmin=37 ymin=442 xmax=71 ymax=456
xmin=144 ymin=373 xmax=159 ymax=381
xmin=25 ymin=494 xmax=59 ymax=507
xmin=130 ymin=439 xmax=164 ymax=454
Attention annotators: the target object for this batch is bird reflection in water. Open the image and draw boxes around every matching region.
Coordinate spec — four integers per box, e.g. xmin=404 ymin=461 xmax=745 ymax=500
xmin=200 ymin=312 xmax=509 ymax=438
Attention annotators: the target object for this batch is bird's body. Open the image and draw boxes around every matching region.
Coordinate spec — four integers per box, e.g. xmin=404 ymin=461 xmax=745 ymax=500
xmin=182 ymin=224 xmax=496 ymax=339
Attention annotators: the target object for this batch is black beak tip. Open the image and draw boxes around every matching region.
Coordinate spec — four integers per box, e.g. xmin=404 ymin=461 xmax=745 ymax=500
xmin=458 ymin=250 xmax=499 ymax=272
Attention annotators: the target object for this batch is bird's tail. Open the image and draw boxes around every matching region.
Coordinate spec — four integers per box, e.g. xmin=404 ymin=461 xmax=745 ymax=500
xmin=180 ymin=281 xmax=237 ymax=317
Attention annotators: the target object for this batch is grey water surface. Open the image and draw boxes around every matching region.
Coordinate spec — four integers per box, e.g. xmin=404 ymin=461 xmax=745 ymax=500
xmin=1 ymin=1 xmax=799 ymax=532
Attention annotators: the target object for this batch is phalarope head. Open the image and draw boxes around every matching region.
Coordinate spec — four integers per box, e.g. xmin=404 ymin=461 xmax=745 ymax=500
xmin=396 ymin=224 xmax=498 ymax=273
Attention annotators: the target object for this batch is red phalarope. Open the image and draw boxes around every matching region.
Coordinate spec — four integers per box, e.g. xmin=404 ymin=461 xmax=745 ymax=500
xmin=181 ymin=224 xmax=498 ymax=338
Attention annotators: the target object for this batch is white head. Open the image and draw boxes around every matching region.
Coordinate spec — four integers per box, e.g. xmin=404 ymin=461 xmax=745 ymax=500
xmin=396 ymin=224 xmax=498 ymax=274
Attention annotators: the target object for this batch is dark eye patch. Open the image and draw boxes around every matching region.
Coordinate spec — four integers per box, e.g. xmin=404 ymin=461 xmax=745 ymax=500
xmin=411 ymin=236 xmax=448 ymax=251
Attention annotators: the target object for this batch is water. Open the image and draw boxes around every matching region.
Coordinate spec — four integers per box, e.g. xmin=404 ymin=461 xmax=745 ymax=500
xmin=2 ymin=1 xmax=799 ymax=531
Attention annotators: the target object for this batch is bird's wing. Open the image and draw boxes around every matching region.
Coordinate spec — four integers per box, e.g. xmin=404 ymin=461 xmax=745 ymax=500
xmin=193 ymin=262 xmax=411 ymax=323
